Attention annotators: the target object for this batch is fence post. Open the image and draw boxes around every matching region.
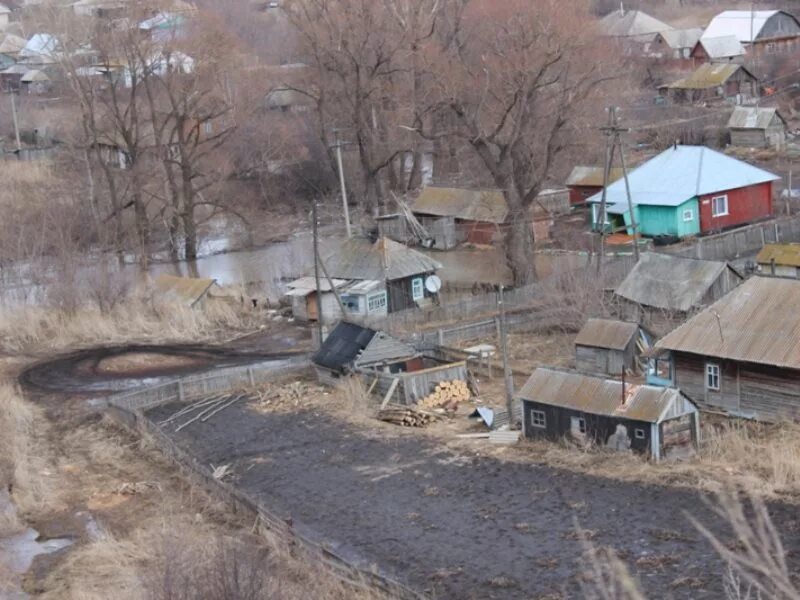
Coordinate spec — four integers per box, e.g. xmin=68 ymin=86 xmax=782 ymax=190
xmin=178 ymin=380 xmax=184 ymax=403
xmin=495 ymin=316 xmax=501 ymax=340
xmin=437 ymin=328 xmax=443 ymax=346
xmin=248 ymin=366 xmax=255 ymax=387
xmin=776 ymin=222 xmax=780 ymax=242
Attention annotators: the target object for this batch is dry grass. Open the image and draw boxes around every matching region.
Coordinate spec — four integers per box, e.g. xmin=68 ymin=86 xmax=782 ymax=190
xmin=0 ymin=161 xmax=55 ymax=208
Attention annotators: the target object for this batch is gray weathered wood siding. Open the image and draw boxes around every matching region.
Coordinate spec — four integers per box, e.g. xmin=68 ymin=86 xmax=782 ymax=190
xmin=730 ymin=120 xmax=786 ymax=149
xmin=419 ymin=215 xmax=457 ymax=249
xmin=700 ymin=268 xmax=743 ymax=306
xmin=575 ymin=346 xmax=631 ymax=375
xmin=360 ymin=360 xmax=468 ymax=405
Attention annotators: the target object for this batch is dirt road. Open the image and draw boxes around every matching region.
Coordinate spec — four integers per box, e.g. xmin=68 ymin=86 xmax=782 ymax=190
xmin=148 ymin=401 xmax=797 ymax=599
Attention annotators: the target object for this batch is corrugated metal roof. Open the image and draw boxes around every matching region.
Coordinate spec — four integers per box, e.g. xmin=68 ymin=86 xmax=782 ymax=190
xmin=701 ymin=10 xmax=797 ymax=43
xmin=658 ymin=28 xmax=703 ymax=49
xmin=153 ymin=274 xmax=218 ymax=307
xmin=517 ymin=367 xmax=684 ymax=423
xmin=656 ymin=276 xmax=800 ymax=369
xmin=286 ymin=276 xmax=348 ymax=293
xmin=322 ymin=237 xmax=442 ymax=282
xmin=313 ymin=321 xmax=376 ymax=371
xmin=728 ymin=106 xmax=784 ymax=130
xmin=574 ymin=319 xmax=639 ymax=351
xmin=599 ymin=9 xmax=674 ymax=39
xmin=756 ymin=244 xmax=800 ymax=267
xmin=666 ymin=63 xmax=752 ymax=90
xmin=695 ymin=35 xmax=746 ymax=59
xmin=615 ymin=252 xmax=741 ymax=312
xmin=354 ymin=332 xmax=417 ymax=367
xmin=586 ymin=145 xmax=779 ymax=208
xmin=565 ymin=166 xmax=625 ymax=187
xmin=412 ymin=186 xmax=508 ymax=224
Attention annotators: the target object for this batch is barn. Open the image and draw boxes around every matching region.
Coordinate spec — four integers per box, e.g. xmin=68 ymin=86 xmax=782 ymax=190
xmin=690 ymin=35 xmax=745 ymax=64
xmin=518 ymin=367 xmax=700 ymax=461
xmin=587 ymin=145 xmax=779 ymax=237
xmin=574 ymin=318 xmax=649 ymax=376
xmin=728 ymin=106 xmax=787 ymax=149
xmin=651 ymin=28 xmax=703 ymax=60
xmin=652 ymin=277 xmax=800 ymax=422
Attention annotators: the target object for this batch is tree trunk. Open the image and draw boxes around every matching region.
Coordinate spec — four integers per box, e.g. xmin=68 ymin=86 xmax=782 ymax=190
xmin=505 ymin=205 xmax=537 ymax=286
xmin=407 ymin=150 xmax=423 ymax=191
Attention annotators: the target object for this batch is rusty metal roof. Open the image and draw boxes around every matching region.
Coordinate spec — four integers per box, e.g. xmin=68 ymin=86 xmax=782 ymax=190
xmin=574 ymin=319 xmax=639 ymax=351
xmin=153 ymin=274 xmax=218 ymax=307
xmin=666 ymin=63 xmax=755 ymax=90
xmin=728 ymin=106 xmax=785 ymax=130
xmin=412 ymin=186 xmax=508 ymax=224
xmin=655 ymin=276 xmax=800 ymax=369
xmin=565 ymin=166 xmax=625 ymax=187
xmin=615 ymin=252 xmax=741 ymax=312
xmin=517 ymin=367 xmax=685 ymax=423
xmin=756 ymin=244 xmax=800 ymax=267
xmin=322 ymin=237 xmax=442 ymax=282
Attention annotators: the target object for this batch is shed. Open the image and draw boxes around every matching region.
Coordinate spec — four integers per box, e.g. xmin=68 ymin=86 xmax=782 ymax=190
xmin=0 ymin=61 xmax=25 ymax=92
xmin=284 ymin=276 xmax=349 ymax=322
xmin=727 ymin=106 xmax=786 ymax=149
xmin=574 ymin=318 xmax=645 ymax=375
xmin=701 ymin=10 xmax=800 ymax=53
xmin=755 ymin=243 xmax=800 ymax=279
xmin=412 ymin=186 xmax=507 ymax=249
xmin=690 ymin=35 xmax=745 ymax=63
xmin=615 ymin=253 xmax=743 ymax=316
xmin=565 ymin=166 xmax=624 ymax=205
xmin=652 ymin=28 xmax=703 ymax=59
xmin=518 ymin=367 xmax=699 ymax=461
xmin=661 ymin=63 xmax=758 ymax=103
xmin=153 ymin=274 xmax=225 ymax=308
xmin=20 ymin=68 xmax=48 ymax=94
xmin=653 ymin=277 xmax=800 ymax=421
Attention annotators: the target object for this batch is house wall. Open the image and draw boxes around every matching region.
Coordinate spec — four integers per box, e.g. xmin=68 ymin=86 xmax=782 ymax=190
xmin=672 ymin=352 xmax=741 ymax=412
xmin=757 ymin=12 xmax=800 ymax=42
xmin=697 ymin=182 xmax=772 ymax=233
xmin=730 ymin=128 xmax=769 ymax=148
xmin=699 ymin=268 xmax=742 ymax=306
xmin=521 ymin=399 xmax=653 ymax=456
xmin=457 ymin=219 xmax=498 ymax=245
xmin=377 ymin=215 xmax=414 ymax=243
xmin=418 ymin=215 xmax=457 ymax=250
xmin=636 ymin=198 xmax=699 ymax=237
xmin=575 ymin=346 xmax=629 ymax=375
xmin=386 ymin=273 xmax=433 ymax=313
xmin=568 ymin=185 xmax=601 ymax=205
xmin=291 ymin=295 xmax=309 ymax=321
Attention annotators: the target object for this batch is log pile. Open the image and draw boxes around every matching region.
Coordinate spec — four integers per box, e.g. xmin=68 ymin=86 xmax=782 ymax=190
xmin=377 ymin=406 xmax=443 ymax=427
xmin=417 ymin=380 xmax=470 ymax=411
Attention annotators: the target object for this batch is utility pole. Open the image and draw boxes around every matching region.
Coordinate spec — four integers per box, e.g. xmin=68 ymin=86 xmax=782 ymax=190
xmin=498 ymin=285 xmax=515 ymax=424
xmin=10 ymin=93 xmax=21 ymax=152
xmin=312 ymin=199 xmax=324 ymax=346
xmin=333 ymin=129 xmax=352 ymax=238
xmin=788 ymin=162 xmax=793 ymax=216
xmin=596 ymin=108 xmax=615 ymax=274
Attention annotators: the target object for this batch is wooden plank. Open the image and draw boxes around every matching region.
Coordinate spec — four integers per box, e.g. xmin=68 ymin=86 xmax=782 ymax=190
xmin=366 ymin=376 xmax=379 ymax=395
xmin=380 ymin=377 xmax=400 ymax=409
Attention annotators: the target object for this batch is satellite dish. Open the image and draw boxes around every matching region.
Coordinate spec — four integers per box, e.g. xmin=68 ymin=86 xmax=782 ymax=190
xmin=425 ymin=275 xmax=442 ymax=293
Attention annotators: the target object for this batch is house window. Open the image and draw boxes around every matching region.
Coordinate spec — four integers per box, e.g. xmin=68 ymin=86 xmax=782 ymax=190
xmin=571 ymin=416 xmax=586 ymax=435
xmin=634 ymin=428 xmax=646 ymax=440
xmin=411 ymin=277 xmax=424 ymax=301
xmin=366 ymin=292 xmax=387 ymax=313
xmin=711 ymin=195 xmax=728 ymax=217
xmin=531 ymin=410 xmax=546 ymax=428
xmin=682 ymin=209 xmax=693 ymax=222
xmin=340 ymin=294 xmax=360 ymax=313
xmin=706 ymin=363 xmax=720 ymax=391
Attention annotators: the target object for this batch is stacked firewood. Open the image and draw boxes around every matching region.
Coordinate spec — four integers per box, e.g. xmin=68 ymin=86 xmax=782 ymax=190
xmin=377 ymin=406 xmax=443 ymax=427
xmin=417 ymin=380 xmax=470 ymax=411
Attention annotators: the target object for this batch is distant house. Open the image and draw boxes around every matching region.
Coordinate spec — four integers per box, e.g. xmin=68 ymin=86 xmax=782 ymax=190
xmin=285 ymin=276 xmax=350 ymax=322
xmin=615 ymin=252 xmax=743 ymax=324
xmin=20 ymin=68 xmax=48 ymax=94
xmin=651 ymin=28 xmax=703 ymax=59
xmin=661 ymin=63 xmax=758 ymax=103
xmin=574 ymin=318 xmax=649 ymax=375
xmin=690 ymin=35 xmax=746 ymax=64
xmin=320 ymin=237 xmax=442 ymax=314
xmin=701 ymin=10 xmax=800 ymax=55
xmin=598 ymin=7 xmax=674 ymax=54
xmin=0 ymin=62 xmax=25 ymax=92
xmin=652 ymin=276 xmax=800 ymax=421
xmin=411 ymin=186 xmax=508 ymax=249
xmin=587 ymin=145 xmax=779 ymax=238
xmin=518 ymin=367 xmax=699 ymax=461
xmin=565 ymin=166 xmax=624 ymax=205
xmin=728 ymin=106 xmax=786 ymax=149
xmin=756 ymin=243 xmax=800 ymax=278
xmin=0 ymin=33 xmax=27 ymax=70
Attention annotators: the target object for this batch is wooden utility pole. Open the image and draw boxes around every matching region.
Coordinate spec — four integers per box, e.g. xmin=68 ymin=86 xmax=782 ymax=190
xmin=596 ymin=108 xmax=615 ymax=274
xmin=333 ymin=129 xmax=352 ymax=238
xmin=10 ymin=93 xmax=21 ymax=152
xmin=312 ymin=199 xmax=324 ymax=346
xmin=498 ymin=285 xmax=515 ymax=423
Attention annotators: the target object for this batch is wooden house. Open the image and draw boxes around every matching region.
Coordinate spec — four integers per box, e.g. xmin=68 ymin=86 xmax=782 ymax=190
xmin=660 ymin=63 xmax=758 ymax=103
xmin=565 ymin=166 xmax=624 ymax=205
xmin=652 ymin=276 xmax=800 ymax=421
xmin=756 ymin=244 xmax=800 ymax=278
xmin=321 ymin=237 xmax=442 ymax=314
xmin=690 ymin=35 xmax=745 ymax=64
xmin=598 ymin=7 xmax=674 ymax=55
xmin=518 ymin=367 xmax=700 ymax=461
xmin=651 ymin=28 xmax=703 ymax=60
xmin=574 ymin=319 xmax=648 ymax=375
xmin=728 ymin=106 xmax=786 ymax=149
xmin=587 ymin=145 xmax=779 ymax=238
xmin=701 ymin=10 xmax=800 ymax=56
xmin=284 ymin=276 xmax=351 ymax=321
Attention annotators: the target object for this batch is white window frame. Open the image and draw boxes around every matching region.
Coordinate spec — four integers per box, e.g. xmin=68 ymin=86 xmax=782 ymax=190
xmin=706 ymin=362 xmax=721 ymax=391
xmin=366 ymin=292 xmax=387 ymax=313
xmin=531 ymin=410 xmax=546 ymax=429
xmin=711 ymin=195 xmax=728 ymax=217
xmin=593 ymin=204 xmax=610 ymax=226
xmin=682 ymin=209 xmax=693 ymax=222
xmin=634 ymin=428 xmax=646 ymax=440
xmin=411 ymin=277 xmax=424 ymax=301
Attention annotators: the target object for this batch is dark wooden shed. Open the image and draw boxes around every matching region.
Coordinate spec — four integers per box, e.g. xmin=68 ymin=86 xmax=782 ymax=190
xmin=574 ymin=318 xmax=644 ymax=375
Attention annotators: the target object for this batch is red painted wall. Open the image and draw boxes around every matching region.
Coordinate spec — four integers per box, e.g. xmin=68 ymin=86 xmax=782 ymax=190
xmin=458 ymin=220 xmax=498 ymax=245
xmin=568 ymin=185 xmax=602 ymax=205
xmin=697 ymin=182 xmax=773 ymax=233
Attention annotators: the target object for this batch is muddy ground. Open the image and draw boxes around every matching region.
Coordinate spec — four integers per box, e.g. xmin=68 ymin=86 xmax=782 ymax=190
xmin=147 ymin=399 xmax=800 ymax=599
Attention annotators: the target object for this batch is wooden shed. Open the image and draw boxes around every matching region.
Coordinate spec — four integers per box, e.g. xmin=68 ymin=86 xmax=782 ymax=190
xmin=661 ymin=63 xmax=758 ymax=103
xmin=518 ymin=367 xmax=700 ymax=461
xmin=756 ymin=244 xmax=800 ymax=278
xmin=728 ymin=106 xmax=786 ymax=149
xmin=574 ymin=318 xmax=645 ymax=375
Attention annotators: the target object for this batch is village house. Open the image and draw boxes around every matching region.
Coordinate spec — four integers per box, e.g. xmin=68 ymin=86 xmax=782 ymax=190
xmin=615 ymin=252 xmax=743 ymax=331
xmin=0 ymin=32 xmax=23 ymax=69
xmin=651 ymin=276 xmax=800 ymax=421
xmin=285 ymin=277 xmax=392 ymax=322
xmin=518 ymin=367 xmax=699 ymax=461
xmin=565 ymin=166 xmax=624 ymax=205
xmin=588 ymin=145 xmax=779 ymax=238
xmin=727 ymin=106 xmax=787 ymax=149
xmin=701 ymin=10 xmax=800 ymax=56
xmin=598 ymin=6 xmax=674 ymax=55
xmin=755 ymin=243 xmax=800 ymax=278
xmin=651 ymin=28 xmax=703 ymax=60
xmin=660 ymin=63 xmax=758 ymax=104
xmin=574 ymin=318 xmax=651 ymax=376
xmin=690 ymin=35 xmax=746 ymax=64
xmin=319 ymin=236 xmax=442 ymax=314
